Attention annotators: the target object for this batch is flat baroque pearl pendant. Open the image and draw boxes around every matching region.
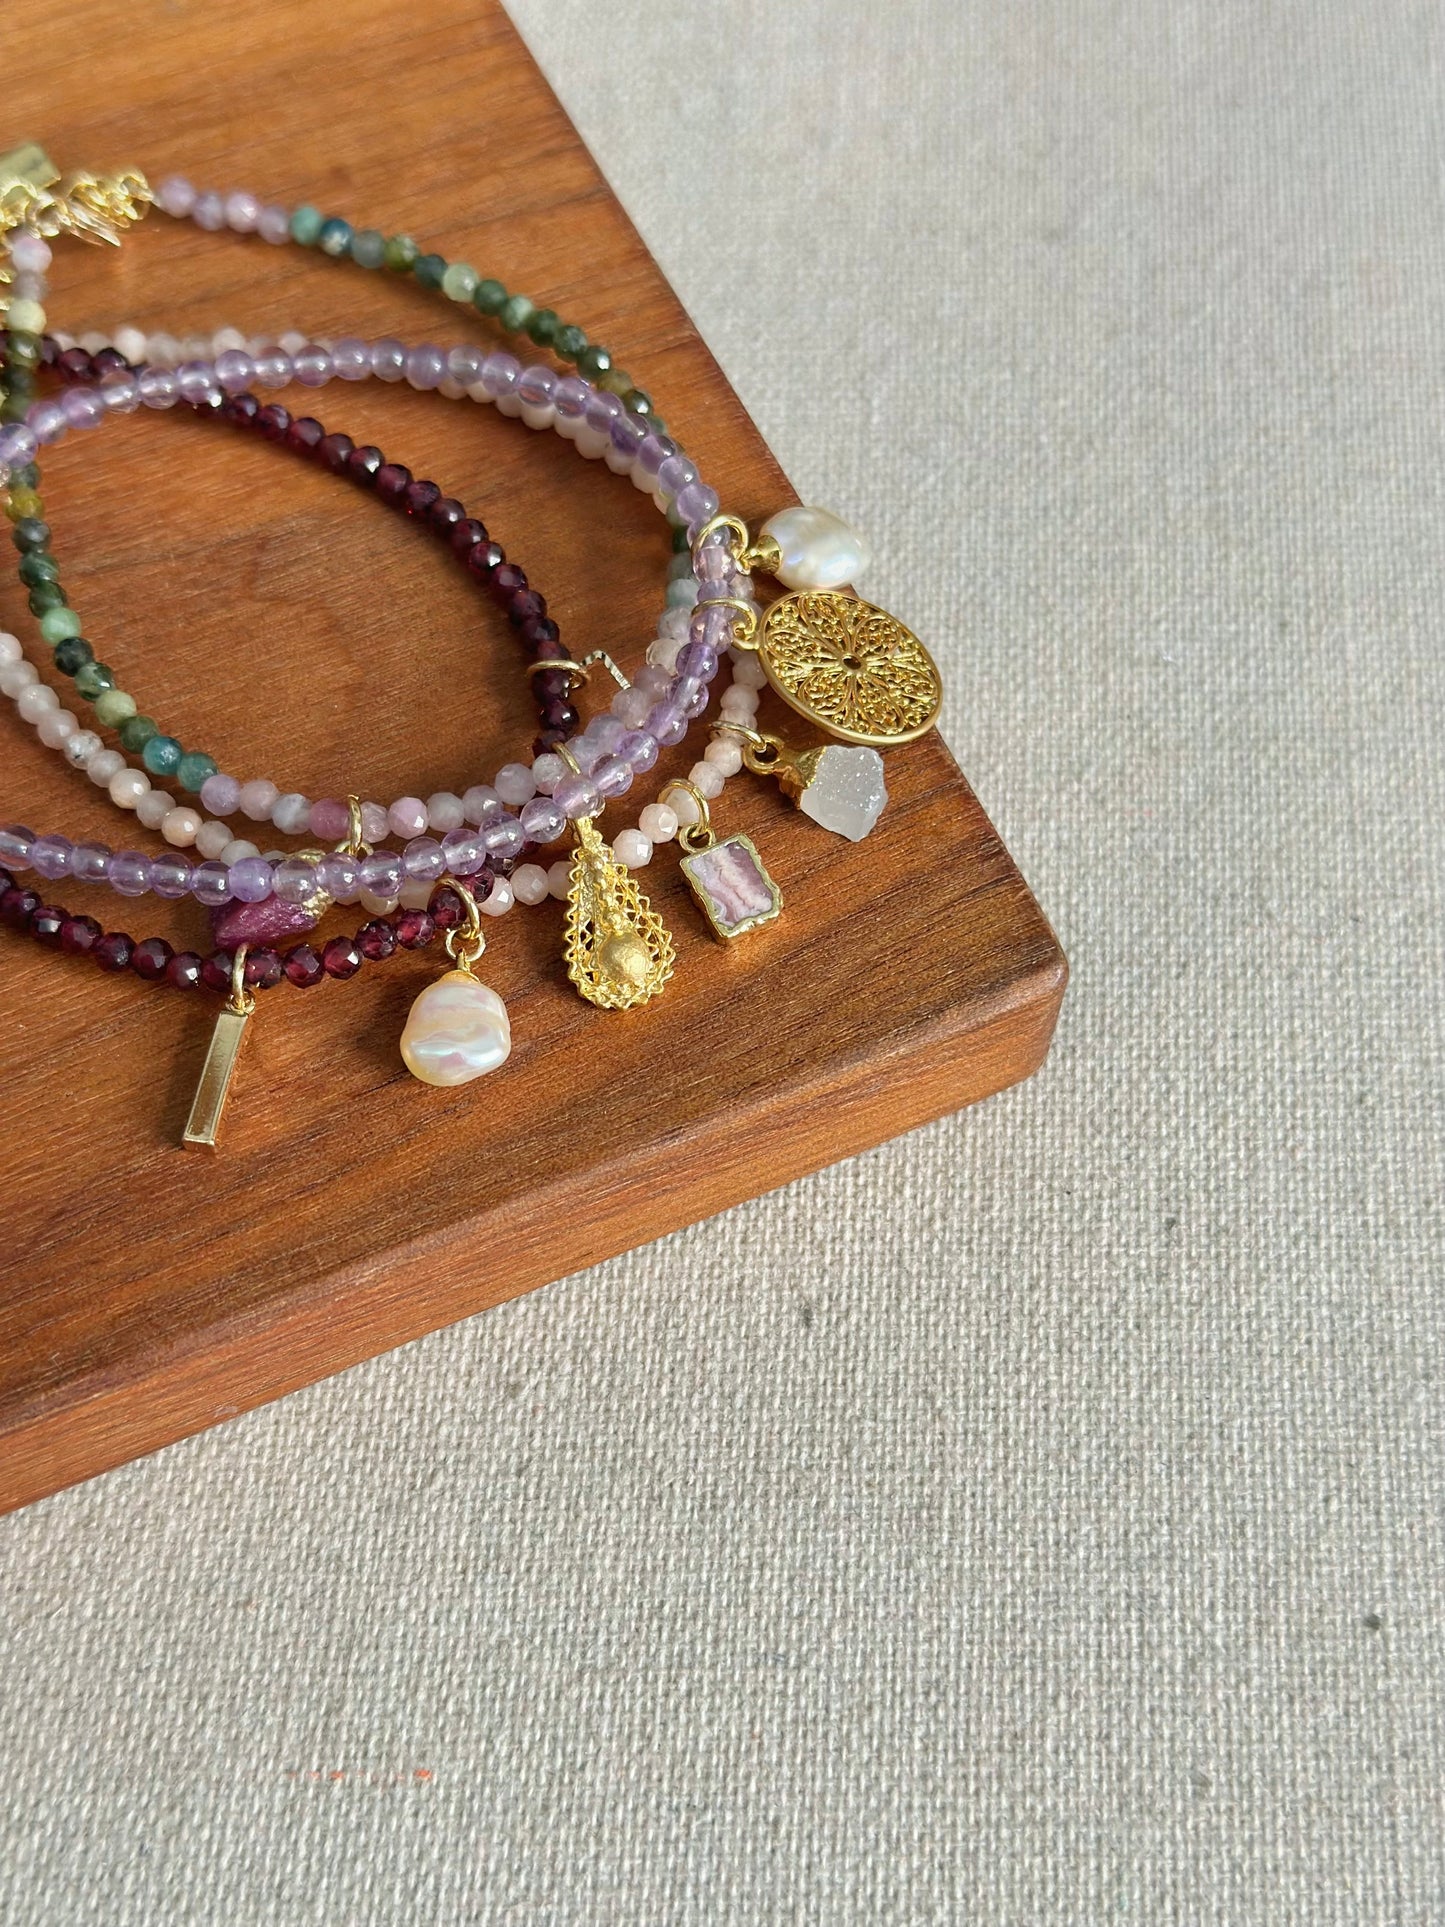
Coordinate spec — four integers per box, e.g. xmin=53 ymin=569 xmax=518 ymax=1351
xmin=401 ymin=969 xmax=511 ymax=1086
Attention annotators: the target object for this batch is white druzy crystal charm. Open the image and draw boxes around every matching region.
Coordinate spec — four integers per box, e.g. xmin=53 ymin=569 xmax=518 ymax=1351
xmin=401 ymin=970 xmax=512 ymax=1086
xmin=787 ymin=745 xmax=888 ymax=841
xmin=759 ymin=506 xmax=870 ymax=591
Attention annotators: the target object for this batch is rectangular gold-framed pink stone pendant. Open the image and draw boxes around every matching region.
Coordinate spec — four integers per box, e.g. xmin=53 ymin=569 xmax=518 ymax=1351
xmin=678 ymin=833 xmax=783 ymax=942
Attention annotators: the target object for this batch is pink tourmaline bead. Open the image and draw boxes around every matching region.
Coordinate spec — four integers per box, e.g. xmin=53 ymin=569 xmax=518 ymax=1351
xmin=238 ymin=778 xmax=279 ymax=821
xmin=388 ymin=796 xmax=428 ymax=839
xmin=257 ymin=205 xmax=291 ymax=244
xmin=309 ymin=798 xmax=350 ymax=842
xmin=224 ymin=190 xmax=260 ymax=232
xmin=212 ymin=894 xmax=324 ymax=949
xmin=200 ymin=772 xmax=241 ymax=816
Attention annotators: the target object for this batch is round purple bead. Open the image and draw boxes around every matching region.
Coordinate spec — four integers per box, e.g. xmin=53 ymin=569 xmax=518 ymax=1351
xmin=331 ymin=338 xmax=371 ymax=381
xmin=70 ymin=840 xmax=111 ymax=884
xmin=480 ymin=352 xmax=522 ymax=400
xmin=0 ymin=825 xmax=35 ymax=869
xmin=619 ymin=729 xmax=659 ymax=773
xmin=404 ymin=344 xmax=446 ymax=390
xmin=150 ymin=852 xmax=194 ymax=900
xmin=552 ymin=774 xmax=602 ymax=820
xmin=316 ymin=852 xmax=361 ymax=902
xmin=369 ymin=339 xmax=407 ymax=382
xmin=360 ymin=849 xmax=403 ymax=899
xmin=593 ymin=755 xmax=634 ymax=799
xmin=107 ymin=849 xmax=152 ymax=897
xmin=646 ymin=701 xmax=689 ymax=748
xmin=29 ymin=834 xmax=72 ymax=880
xmin=401 ymin=836 xmax=445 ymax=882
xmin=190 ymin=860 xmax=233 ymax=907
xmin=440 ymin=827 xmax=487 ymax=876
xmin=518 ymin=797 xmax=567 ymax=845
xmin=482 ymin=815 xmax=526 ymax=859
xmin=228 ymin=856 xmax=274 ymax=904
xmin=293 ymin=345 xmax=333 ymax=387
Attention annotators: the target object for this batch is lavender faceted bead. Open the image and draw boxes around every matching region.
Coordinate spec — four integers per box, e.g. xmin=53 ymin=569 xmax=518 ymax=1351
xmin=370 ymin=338 xmax=407 ymax=382
xmin=224 ymin=190 xmax=260 ymax=232
xmin=229 ymin=856 xmax=274 ymax=904
xmin=108 ymin=850 xmax=152 ymax=897
xmin=618 ymin=729 xmax=659 ymax=773
xmin=552 ymin=774 xmax=602 ymax=820
xmin=404 ymin=344 xmax=447 ymax=390
xmin=200 ymin=771 xmax=242 ymax=816
xmin=402 ymin=836 xmax=446 ymax=882
xmin=518 ymin=797 xmax=567 ymax=845
xmin=482 ymin=814 xmax=526 ymax=859
xmin=257 ymin=204 xmax=291 ymax=245
xmin=360 ymin=850 xmax=403 ymax=898
xmin=0 ymin=825 xmax=35 ymax=869
xmin=271 ymin=792 xmax=311 ymax=834
xmin=70 ymin=840 xmax=111 ymax=884
xmin=190 ymin=860 xmax=233 ymax=907
xmin=192 ymin=190 xmax=226 ymax=231
xmin=316 ymin=852 xmax=362 ymax=902
xmin=593 ymin=754 xmax=634 ymax=800
xmin=440 ymin=827 xmax=487 ymax=876
xmin=150 ymin=852 xmax=194 ymax=900
xmin=646 ymin=701 xmax=688 ymax=748
xmin=462 ymin=785 xmax=501 ymax=825
xmin=29 ymin=833 xmax=73 ymax=880
xmin=331 ymin=338 xmax=371 ymax=381
xmin=676 ymin=639 xmax=719 ymax=682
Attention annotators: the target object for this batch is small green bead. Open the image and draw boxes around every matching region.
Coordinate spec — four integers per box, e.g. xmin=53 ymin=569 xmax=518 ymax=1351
xmin=499 ymin=293 xmax=535 ymax=333
xmin=118 ymin=714 xmax=158 ymax=753
xmin=526 ymin=308 xmax=559 ymax=347
xmin=384 ymin=234 xmax=418 ymax=272
xmin=349 ymin=227 xmax=387 ymax=269
xmin=17 ymin=551 xmax=58 ymax=587
xmin=413 ymin=252 xmax=447 ymax=289
xmin=671 ymin=524 xmax=691 ymax=553
xmin=94 ymin=687 xmax=138 ymax=727
xmin=176 ymin=750 xmax=217 ymax=794
xmin=648 ymin=416 xmax=666 ymax=438
xmin=5 ymin=485 xmax=43 ymax=522
xmin=441 ymin=261 xmax=479 ymax=302
xmin=473 ymin=278 xmax=507 ymax=316
xmin=7 ymin=334 xmax=40 ymax=369
xmin=623 ymin=388 xmax=655 ymax=419
xmin=52 ymin=636 xmax=93 ymax=675
xmin=601 ymin=368 xmax=633 ymax=397
xmin=10 ymin=463 xmax=38 ymax=489
xmin=27 ymin=583 xmax=67 ymax=616
xmin=74 ymin=661 xmax=115 ymax=699
xmin=39 ymin=605 xmax=81 ymax=643
xmin=554 ymin=323 xmax=587 ymax=361
xmin=317 ymin=216 xmax=353 ymax=257
xmin=577 ymin=344 xmax=612 ymax=382
xmin=11 ymin=516 xmax=49 ymax=552
xmin=142 ymin=733 xmax=183 ymax=777
xmin=289 ymin=203 xmax=324 ymax=245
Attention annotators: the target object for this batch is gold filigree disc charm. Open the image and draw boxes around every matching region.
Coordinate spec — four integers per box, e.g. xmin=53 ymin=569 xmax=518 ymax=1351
xmin=755 ymin=591 xmax=943 ymax=748
xmin=563 ymin=814 xmax=675 ymax=1009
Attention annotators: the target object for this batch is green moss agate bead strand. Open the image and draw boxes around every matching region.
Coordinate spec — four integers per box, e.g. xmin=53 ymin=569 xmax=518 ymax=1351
xmin=152 ymin=177 xmax=662 ymax=431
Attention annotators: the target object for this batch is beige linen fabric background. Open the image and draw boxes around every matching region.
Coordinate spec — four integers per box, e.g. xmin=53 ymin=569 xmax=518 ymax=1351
xmin=3 ymin=1 xmax=1443 ymax=1920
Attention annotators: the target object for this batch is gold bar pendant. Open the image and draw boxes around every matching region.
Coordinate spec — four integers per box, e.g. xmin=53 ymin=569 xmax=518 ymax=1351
xmin=182 ymin=1006 xmax=251 ymax=1151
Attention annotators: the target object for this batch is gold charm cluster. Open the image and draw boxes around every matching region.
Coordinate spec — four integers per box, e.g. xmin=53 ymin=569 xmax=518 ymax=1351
xmin=0 ymin=144 xmax=151 ymax=255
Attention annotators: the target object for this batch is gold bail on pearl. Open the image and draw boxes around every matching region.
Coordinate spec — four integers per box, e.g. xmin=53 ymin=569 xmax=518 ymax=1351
xmin=400 ymin=882 xmax=512 ymax=1087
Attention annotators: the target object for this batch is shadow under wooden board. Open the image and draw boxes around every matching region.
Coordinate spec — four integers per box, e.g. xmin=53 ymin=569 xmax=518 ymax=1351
xmin=0 ymin=0 xmax=1066 ymax=1514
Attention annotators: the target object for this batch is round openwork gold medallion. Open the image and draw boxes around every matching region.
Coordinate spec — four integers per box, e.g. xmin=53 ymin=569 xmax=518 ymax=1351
xmin=755 ymin=592 xmax=943 ymax=747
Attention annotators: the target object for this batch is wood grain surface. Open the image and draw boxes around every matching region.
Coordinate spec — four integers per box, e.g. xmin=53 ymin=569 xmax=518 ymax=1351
xmin=0 ymin=0 xmax=1067 ymax=1513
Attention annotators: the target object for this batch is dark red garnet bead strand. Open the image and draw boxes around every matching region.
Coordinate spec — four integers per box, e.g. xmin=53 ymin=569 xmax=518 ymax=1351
xmin=53 ymin=341 xmax=583 ymax=746
xmin=0 ymin=866 xmax=469 ymax=997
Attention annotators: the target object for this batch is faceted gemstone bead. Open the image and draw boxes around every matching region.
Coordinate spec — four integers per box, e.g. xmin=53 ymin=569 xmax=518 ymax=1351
xmin=507 ymin=589 xmax=546 ymax=627
xmin=428 ymin=496 xmax=466 ymax=534
xmin=93 ymin=931 xmax=134 ymax=972
xmin=167 ymin=950 xmax=204 ymax=990
xmin=539 ymin=698 xmax=580 ymax=734
xmin=403 ymin=478 xmax=442 ymax=518
xmin=347 ymin=444 xmax=384 ymax=484
xmin=466 ymin=540 xmax=505 ymax=579
xmin=255 ymin=403 xmax=291 ymax=440
xmin=320 ymin=432 xmax=354 ymax=473
xmin=142 ymin=734 xmax=183 ymax=777
xmin=283 ymin=944 xmax=325 ymax=988
xmin=201 ymin=950 xmax=235 ymax=993
xmin=30 ymin=903 xmax=65 ymax=945
xmin=285 ymin=415 xmax=325 ymax=453
xmin=243 ymin=948 xmax=284 ymax=990
xmin=130 ymin=937 xmax=173 ymax=981
xmin=374 ymin=462 xmax=412 ymax=506
xmin=450 ymin=516 xmax=488 ymax=556
xmin=322 ymin=935 xmax=363 ymax=978
xmin=395 ymin=908 xmax=435 ymax=949
xmin=488 ymin=561 xmax=527 ymax=606
xmin=357 ymin=919 xmax=396 ymax=961
xmin=60 ymin=913 xmax=101 ymax=955
xmin=1 ymin=884 xmax=39 ymax=926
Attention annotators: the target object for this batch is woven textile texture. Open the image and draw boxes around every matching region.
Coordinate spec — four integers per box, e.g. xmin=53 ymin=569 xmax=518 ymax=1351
xmin=3 ymin=1 xmax=1443 ymax=1920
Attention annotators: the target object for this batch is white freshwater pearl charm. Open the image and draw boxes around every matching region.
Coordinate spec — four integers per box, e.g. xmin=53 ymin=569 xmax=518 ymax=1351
xmin=401 ymin=970 xmax=512 ymax=1086
xmin=758 ymin=506 xmax=870 ymax=592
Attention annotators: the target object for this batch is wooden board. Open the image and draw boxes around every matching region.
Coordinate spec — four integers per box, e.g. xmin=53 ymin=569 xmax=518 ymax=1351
xmin=0 ymin=0 xmax=1067 ymax=1514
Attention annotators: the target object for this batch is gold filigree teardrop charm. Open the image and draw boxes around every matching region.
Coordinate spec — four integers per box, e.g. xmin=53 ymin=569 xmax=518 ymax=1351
xmin=563 ymin=812 xmax=675 ymax=1009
